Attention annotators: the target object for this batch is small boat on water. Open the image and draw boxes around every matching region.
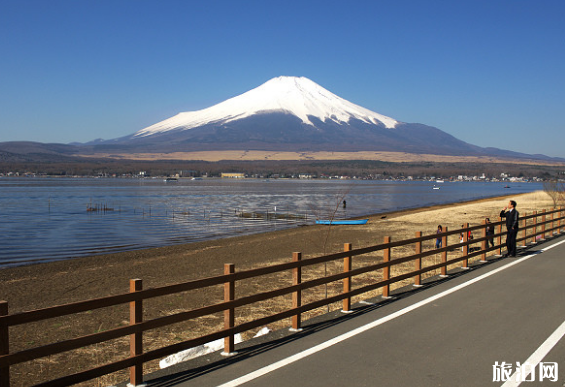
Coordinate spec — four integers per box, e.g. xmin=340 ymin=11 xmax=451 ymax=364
xmin=316 ymin=219 xmax=368 ymax=225
xmin=164 ymin=177 xmax=178 ymax=182
xmin=504 ymin=185 xmax=510 ymax=188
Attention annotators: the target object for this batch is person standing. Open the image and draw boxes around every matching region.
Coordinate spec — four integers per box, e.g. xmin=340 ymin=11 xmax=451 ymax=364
xmin=485 ymin=218 xmax=495 ymax=248
xmin=435 ymin=225 xmax=443 ymax=249
xmin=500 ymin=200 xmax=519 ymax=257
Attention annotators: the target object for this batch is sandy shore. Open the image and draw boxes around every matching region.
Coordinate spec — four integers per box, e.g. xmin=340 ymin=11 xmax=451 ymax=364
xmin=0 ymin=190 xmax=555 ymax=313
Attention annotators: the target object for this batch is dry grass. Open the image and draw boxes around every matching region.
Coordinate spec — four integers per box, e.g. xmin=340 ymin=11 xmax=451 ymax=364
xmin=80 ymin=150 xmax=565 ymax=165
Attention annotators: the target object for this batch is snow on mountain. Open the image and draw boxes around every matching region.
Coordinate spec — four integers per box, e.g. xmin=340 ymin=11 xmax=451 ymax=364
xmin=134 ymin=76 xmax=399 ymax=138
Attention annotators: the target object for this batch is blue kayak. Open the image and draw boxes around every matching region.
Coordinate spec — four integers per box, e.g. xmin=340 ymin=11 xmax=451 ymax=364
xmin=316 ymin=219 xmax=368 ymax=225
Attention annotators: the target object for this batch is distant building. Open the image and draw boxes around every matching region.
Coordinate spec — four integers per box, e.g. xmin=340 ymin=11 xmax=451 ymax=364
xmin=221 ymin=173 xmax=245 ymax=179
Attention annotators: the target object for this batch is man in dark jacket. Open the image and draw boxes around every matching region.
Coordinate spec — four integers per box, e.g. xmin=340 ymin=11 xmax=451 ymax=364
xmin=500 ymin=200 xmax=519 ymax=257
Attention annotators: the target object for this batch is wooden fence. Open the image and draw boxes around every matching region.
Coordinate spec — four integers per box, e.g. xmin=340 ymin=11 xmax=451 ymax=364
xmin=0 ymin=208 xmax=563 ymax=386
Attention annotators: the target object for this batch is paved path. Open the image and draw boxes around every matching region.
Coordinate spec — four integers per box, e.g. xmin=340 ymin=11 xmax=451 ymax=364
xmin=142 ymin=235 xmax=565 ymax=387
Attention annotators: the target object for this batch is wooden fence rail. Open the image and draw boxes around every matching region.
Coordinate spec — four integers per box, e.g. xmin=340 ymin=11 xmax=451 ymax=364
xmin=0 ymin=208 xmax=563 ymax=386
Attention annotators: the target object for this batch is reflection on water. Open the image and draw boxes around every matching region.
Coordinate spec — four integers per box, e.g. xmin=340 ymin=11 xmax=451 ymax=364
xmin=0 ymin=178 xmax=541 ymax=268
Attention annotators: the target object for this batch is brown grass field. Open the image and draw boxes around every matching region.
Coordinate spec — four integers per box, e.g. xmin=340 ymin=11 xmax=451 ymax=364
xmin=81 ymin=150 xmax=565 ymax=166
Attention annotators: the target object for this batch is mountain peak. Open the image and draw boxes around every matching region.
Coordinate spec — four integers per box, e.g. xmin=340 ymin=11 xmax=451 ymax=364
xmin=134 ymin=76 xmax=399 ymax=138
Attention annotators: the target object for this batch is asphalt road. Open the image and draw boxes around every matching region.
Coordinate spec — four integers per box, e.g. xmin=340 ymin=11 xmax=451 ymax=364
xmin=142 ymin=235 xmax=565 ymax=387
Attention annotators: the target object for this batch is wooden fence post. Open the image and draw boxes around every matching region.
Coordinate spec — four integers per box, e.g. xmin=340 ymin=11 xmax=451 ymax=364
xmin=541 ymin=210 xmax=546 ymax=240
xmin=291 ymin=253 xmax=303 ymax=330
xmin=342 ymin=244 xmax=353 ymax=313
xmin=382 ymin=236 xmax=391 ymax=298
xmin=0 ymin=301 xmax=9 ymax=387
xmin=520 ymin=212 xmax=527 ymax=247
xmin=440 ymin=227 xmax=448 ymax=277
xmin=551 ymin=208 xmax=555 ymax=236
xmin=462 ymin=223 xmax=469 ymax=269
xmin=129 ymin=279 xmax=143 ymax=387
xmin=223 ymin=263 xmax=236 ymax=355
xmin=497 ymin=218 xmax=503 ymax=256
xmin=480 ymin=220 xmax=487 ymax=263
xmin=532 ymin=211 xmax=538 ymax=244
xmin=414 ymin=232 xmax=422 ymax=287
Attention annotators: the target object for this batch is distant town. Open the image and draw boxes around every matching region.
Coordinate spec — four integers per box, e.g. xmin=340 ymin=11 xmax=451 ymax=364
xmin=1 ymin=156 xmax=564 ymax=183
xmin=1 ymin=170 xmax=559 ymax=183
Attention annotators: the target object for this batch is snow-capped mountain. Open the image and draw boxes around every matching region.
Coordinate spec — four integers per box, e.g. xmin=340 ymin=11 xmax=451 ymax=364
xmin=2 ymin=77 xmax=562 ymax=163
xmin=93 ymin=76 xmax=496 ymax=156
xmin=134 ymin=76 xmax=399 ymax=138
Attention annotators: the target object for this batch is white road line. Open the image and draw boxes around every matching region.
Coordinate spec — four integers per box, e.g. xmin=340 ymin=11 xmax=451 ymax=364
xmin=218 ymin=238 xmax=565 ymax=387
xmin=500 ymin=237 xmax=565 ymax=387
xmin=500 ymin=320 xmax=565 ymax=387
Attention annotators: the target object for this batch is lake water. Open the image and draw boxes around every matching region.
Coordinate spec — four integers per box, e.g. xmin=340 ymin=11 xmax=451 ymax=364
xmin=0 ymin=177 xmax=542 ymax=269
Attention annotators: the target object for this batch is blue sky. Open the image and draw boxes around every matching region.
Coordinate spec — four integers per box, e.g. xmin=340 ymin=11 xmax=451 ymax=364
xmin=1 ymin=1 xmax=564 ymax=157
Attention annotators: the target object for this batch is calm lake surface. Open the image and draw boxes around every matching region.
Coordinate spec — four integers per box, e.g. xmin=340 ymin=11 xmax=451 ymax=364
xmin=0 ymin=177 xmax=542 ymax=268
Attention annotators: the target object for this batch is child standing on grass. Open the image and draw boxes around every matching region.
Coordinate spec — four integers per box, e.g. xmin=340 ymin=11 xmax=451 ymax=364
xmin=436 ymin=225 xmax=443 ymax=248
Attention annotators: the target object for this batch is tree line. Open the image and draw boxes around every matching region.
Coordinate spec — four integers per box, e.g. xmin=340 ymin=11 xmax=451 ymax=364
xmin=1 ymin=158 xmax=563 ymax=180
